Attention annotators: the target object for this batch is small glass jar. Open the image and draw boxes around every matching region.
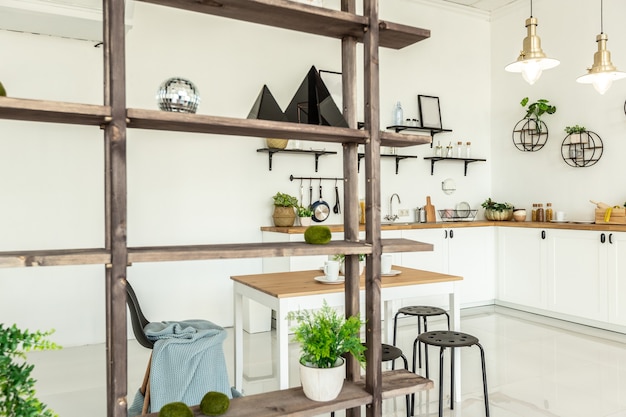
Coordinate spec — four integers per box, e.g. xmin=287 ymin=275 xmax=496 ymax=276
xmin=456 ymin=141 xmax=463 ymax=158
xmin=465 ymin=141 xmax=471 ymax=158
xmin=435 ymin=141 xmax=443 ymax=157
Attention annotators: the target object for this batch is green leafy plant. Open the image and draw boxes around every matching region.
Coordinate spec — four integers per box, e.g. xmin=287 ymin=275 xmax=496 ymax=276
xmin=564 ymin=125 xmax=586 ymax=134
xmin=287 ymin=301 xmax=366 ymax=369
xmin=272 ymin=192 xmax=298 ymax=207
xmin=332 ymin=254 xmax=366 ymax=262
xmin=481 ymin=198 xmax=513 ymax=212
xmin=296 ymin=206 xmax=313 ymax=217
xmin=520 ymin=97 xmax=556 ymax=133
xmin=0 ymin=324 xmax=61 ymax=417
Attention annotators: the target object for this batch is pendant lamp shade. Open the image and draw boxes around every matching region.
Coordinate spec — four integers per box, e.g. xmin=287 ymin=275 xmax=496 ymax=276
xmin=505 ymin=16 xmax=559 ymax=85
xmin=576 ymin=1 xmax=626 ymax=95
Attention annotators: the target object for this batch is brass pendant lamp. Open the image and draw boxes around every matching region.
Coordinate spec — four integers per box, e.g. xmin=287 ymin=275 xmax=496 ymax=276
xmin=505 ymin=0 xmax=559 ymax=85
xmin=576 ymin=0 xmax=626 ymax=94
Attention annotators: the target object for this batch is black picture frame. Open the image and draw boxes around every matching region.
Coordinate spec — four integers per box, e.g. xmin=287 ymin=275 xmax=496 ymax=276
xmin=418 ymin=95 xmax=442 ymax=129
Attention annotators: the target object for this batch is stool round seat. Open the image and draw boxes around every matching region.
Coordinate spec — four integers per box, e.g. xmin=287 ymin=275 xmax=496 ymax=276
xmin=381 ymin=344 xmax=404 ymax=362
xmin=397 ymin=305 xmax=448 ymax=317
xmin=418 ymin=331 xmax=480 ymax=348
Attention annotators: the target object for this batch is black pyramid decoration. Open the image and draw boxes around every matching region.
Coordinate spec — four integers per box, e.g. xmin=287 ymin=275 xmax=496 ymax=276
xmin=247 ymin=84 xmax=288 ymax=122
xmin=284 ymin=66 xmax=348 ymax=127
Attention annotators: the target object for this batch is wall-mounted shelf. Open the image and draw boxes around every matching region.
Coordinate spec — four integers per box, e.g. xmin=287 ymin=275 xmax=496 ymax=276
xmin=257 ymin=148 xmax=337 ymax=172
xmin=423 ymin=156 xmax=486 ymax=176
xmin=358 ymin=153 xmax=417 ymax=174
xmin=386 ymin=125 xmax=452 ymax=148
xmin=512 ymin=119 xmax=548 ymax=151
xmin=560 ymin=131 xmax=603 ymax=168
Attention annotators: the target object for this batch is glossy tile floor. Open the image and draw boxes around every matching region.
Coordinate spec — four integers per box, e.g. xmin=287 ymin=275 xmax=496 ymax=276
xmin=27 ymin=306 xmax=626 ymax=417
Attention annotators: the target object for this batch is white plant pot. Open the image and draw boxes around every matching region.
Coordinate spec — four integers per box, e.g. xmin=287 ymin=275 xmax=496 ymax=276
xmin=299 ymin=358 xmax=345 ymax=401
xmin=299 ymin=216 xmax=312 ymax=227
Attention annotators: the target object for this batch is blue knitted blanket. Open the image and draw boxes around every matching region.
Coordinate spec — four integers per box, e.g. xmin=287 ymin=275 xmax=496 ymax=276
xmin=128 ymin=320 xmax=232 ymax=415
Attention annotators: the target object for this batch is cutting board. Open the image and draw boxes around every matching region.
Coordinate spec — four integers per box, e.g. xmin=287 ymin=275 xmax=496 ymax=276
xmin=425 ymin=196 xmax=436 ymax=223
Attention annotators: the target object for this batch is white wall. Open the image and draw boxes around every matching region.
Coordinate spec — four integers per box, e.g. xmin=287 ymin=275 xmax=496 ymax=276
xmin=0 ymin=1 xmax=491 ymax=346
xmin=491 ymin=0 xmax=626 ymax=220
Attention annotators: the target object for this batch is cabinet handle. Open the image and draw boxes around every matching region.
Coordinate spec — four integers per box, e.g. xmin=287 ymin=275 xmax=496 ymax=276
xmin=609 ymin=233 xmax=613 ymax=244
xmin=541 ymin=230 xmax=546 ymax=239
xmin=449 ymin=229 xmax=454 ymax=239
xmin=600 ymin=233 xmax=606 ymax=243
xmin=444 ymin=230 xmax=448 ymax=239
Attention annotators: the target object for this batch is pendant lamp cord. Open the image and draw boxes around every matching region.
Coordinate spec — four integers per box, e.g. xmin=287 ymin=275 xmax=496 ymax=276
xmin=600 ymin=0 xmax=604 ymax=34
xmin=529 ymin=0 xmax=533 ymax=17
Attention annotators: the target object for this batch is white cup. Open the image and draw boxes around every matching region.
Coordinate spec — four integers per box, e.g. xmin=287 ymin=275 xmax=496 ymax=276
xmin=381 ymin=254 xmax=393 ymax=275
xmin=324 ymin=260 xmax=340 ymax=281
xmin=556 ymin=211 xmax=566 ymax=221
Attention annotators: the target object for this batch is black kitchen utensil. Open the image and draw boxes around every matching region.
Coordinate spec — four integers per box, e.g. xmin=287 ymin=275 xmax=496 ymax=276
xmin=333 ymin=179 xmax=341 ymax=214
xmin=311 ymin=181 xmax=330 ymax=222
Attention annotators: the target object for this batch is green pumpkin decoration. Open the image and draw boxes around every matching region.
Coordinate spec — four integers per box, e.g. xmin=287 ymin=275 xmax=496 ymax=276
xmin=304 ymin=225 xmax=332 ymax=244
xmin=158 ymin=402 xmax=193 ymax=417
xmin=200 ymin=391 xmax=230 ymax=416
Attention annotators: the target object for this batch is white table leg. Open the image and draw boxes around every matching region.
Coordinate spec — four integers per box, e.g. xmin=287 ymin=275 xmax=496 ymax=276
xmin=276 ymin=303 xmax=290 ymax=389
xmin=234 ymin=288 xmax=244 ymax=392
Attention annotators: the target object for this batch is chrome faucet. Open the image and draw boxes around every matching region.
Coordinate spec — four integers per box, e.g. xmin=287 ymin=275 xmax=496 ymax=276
xmin=384 ymin=193 xmax=401 ymax=222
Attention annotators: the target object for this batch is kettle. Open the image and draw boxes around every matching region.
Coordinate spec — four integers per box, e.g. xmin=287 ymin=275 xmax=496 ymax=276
xmin=416 ymin=207 xmax=426 ymax=223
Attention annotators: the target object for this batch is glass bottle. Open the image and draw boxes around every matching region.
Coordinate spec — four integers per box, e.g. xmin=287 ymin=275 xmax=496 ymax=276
xmin=537 ymin=203 xmax=545 ymax=222
xmin=435 ymin=141 xmax=443 ymax=157
xmin=546 ymin=203 xmax=553 ymax=222
xmin=457 ymin=141 xmax=463 ymax=158
xmin=531 ymin=203 xmax=537 ymax=221
xmin=445 ymin=142 xmax=453 ymax=157
xmin=393 ymin=101 xmax=403 ymax=125
xmin=465 ymin=141 xmax=471 ymax=158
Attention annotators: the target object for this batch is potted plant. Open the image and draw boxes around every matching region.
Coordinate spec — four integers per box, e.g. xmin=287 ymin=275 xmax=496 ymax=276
xmin=481 ymin=198 xmax=514 ymax=221
xmin=520 ymin=97 xmax=556 ymax=134
xmin=0 ymin=324 xmax=60 ymax=417
xmin=565 ymin=125 xmax=588 ymax=144
xmin=287 ymin=301 xmax=366 ymax=402
xmin=297 ymin=205 xmax=313 ymax=227
xmin=332 ymin=254 xmax=366 ymax=276
xmin=272 ymin=192 xmax=298 ymax=227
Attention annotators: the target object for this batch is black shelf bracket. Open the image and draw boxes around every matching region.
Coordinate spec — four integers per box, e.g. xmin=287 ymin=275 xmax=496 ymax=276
xmin=357 ymin=153 xmax=417 ymax=174
xmin=257 ymin=148 xmax=338 ymax=172
xmin=386 ymin=125 xmax=452 ymax=147
xmin=423 ymin=157 xmax=486 ymax=176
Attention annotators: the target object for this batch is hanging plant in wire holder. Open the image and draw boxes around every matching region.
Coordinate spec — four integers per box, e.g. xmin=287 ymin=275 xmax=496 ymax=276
xmin=511 ymin=97 xmax=556 ymax=151
xmin=560 ymin=126 xmax=603 ymax=168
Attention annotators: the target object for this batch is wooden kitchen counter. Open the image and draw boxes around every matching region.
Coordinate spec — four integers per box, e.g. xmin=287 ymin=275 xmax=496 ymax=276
xmin=261 ymin=220 xmax=626 ymax=233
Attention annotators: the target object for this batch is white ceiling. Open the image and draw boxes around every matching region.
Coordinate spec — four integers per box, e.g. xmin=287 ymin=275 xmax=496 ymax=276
xmin=440 ymin=0 xmax=521 ymax=12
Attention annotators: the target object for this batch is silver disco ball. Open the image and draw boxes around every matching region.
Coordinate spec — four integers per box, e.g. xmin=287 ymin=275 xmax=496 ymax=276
xmin=156 ymin=77 xmax=200 ymax=113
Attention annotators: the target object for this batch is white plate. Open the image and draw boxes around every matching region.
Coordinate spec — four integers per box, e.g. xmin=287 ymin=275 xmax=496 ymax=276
xmin=550 ymin=220 xmax=569 ymax=223
xmin=571 ymin=220 xmax=595 ymax=224
xmin=455 ymin=201 xmax=471 ymax=218
xmin=381 ymin=270 xmax=402 ymax=277
xmin=314 ymin=276 xmax=345 ymax=284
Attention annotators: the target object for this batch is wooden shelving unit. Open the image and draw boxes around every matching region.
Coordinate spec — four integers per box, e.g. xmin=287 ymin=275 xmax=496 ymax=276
xmin=0 ymin=1 xmax=434 ymax=416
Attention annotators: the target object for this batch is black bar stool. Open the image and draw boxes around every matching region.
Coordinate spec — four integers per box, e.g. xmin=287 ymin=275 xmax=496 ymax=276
xmin=330 ymin=344 xmax=411 ymax=417
xmin=418 ymin=331 xmax=490 ymax=417
xmin=392 ymin=306 xmax=450 ymax=374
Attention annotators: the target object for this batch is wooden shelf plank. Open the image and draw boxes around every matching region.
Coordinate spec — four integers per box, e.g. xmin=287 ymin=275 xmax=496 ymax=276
xmin=135 ymin=0 xmax=429 ymax=49
xmin=382 ymin=238 xmax=434 ymax=253
xmin=0 ymin=97 xmax=110 ymax=126
xmin=380 ymin=130 xmax=432 ymax=148
xmin=0 ymin=248 xmax=110 ymax=268
xmin=127 ymin=108 xmax=368 ymax=144
xmin=128 ymin=241 xmax=373 ymax=263
xmin=142 ymin=370 xmax=431 ymax=417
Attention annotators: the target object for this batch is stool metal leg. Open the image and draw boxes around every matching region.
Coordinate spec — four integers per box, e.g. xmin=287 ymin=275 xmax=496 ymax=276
xmin=400 ymin=354 xmax=411 ymax=417
xmin=477 ymin=342 xmax=490 ymax=417
xmin=438 ymin=346 xmax=445 ymax=417
xmin=450 ymin=346 xmax=455 ymax=410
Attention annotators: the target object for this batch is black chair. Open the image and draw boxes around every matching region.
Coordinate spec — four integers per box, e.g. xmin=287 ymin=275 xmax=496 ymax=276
xmin=125 ymin=281 xmax=155 ymax=415
xmin=418 ymin=331 xmax=490 ymax=417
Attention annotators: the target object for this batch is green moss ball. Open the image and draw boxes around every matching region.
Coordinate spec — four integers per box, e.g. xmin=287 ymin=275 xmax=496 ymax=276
xmin=304 ymin=225 xmax=332 ymax=244
xmin=158 ymin=402 xmax=193 ymax=417
xmin=200 ymin=391 xmax=230 ymax=416
xmin=0 ymin=82 xmax=6 ymax=97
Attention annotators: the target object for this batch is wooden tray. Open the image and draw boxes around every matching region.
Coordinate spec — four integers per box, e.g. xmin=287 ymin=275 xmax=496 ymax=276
xmin=595 ymin=208 xmax=626 ymax=224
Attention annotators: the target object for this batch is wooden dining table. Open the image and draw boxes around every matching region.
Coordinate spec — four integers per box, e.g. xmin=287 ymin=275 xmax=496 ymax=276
xmin=231 ymin=265 xmax=463 ymax=396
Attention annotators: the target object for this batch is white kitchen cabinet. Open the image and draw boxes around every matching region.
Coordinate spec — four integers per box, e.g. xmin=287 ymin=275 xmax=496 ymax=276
xmin=606 ymin=231 xmax=626 ymax=326
xmin=497 ymin=227 xmax=547 ymax=309
xmin=401 ymin=227 xmax=495 ymax=306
